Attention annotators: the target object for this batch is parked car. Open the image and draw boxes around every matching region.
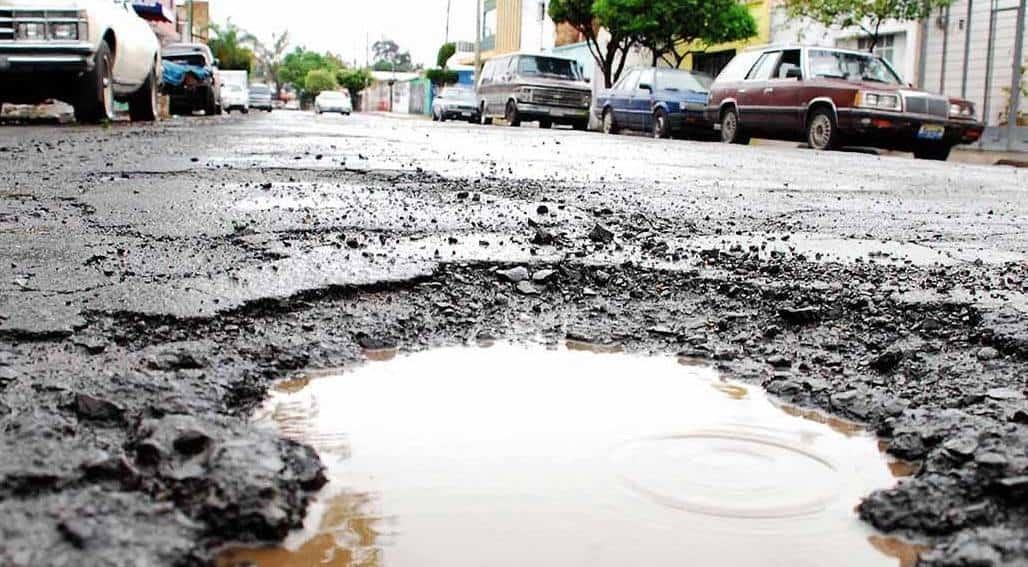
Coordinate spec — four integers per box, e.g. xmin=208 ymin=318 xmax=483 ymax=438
xmin=248 ymin=83 xmax=273 ymax=112
xmin=0 ymin=0 xmax=161 ymax=123
xmin=314 ymin=90 xmax=352 ymax=115
xmin=595 ymin=67 xmax=712 ymax=139
xmin=432 ymin=85 xmax=478 ymax=122
xmin=221 ymin=83 xmax=248 ymax=113
xmin=706 ymin=46 xmax=984 ymax=160
xmin=162 ymin=42 xmax=220 ymax=116
xmin=477 ymin=52 xmax=591 ymax=129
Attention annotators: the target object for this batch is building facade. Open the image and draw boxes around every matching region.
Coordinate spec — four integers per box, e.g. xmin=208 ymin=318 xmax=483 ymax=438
xmin=682 ymin=0 xmax=774 ymax=78
xmin=479 ymin=0 xmax=555 ymax=58
xmin=175 ymin=0 xmax=210 ymax=44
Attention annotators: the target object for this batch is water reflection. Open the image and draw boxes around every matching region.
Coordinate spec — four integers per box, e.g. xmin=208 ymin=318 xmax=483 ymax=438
xmin=220 ymin=343 xmax=921 ymax=567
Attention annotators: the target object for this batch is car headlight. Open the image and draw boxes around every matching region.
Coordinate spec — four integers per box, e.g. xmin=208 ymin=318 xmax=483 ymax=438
xmin=49 ymin=22 xmax=79 ymax=40
xmin=16 ymin=22 xmax=47 ymax=40
xmin=855 ymin=91 xmax=901 ymax=111
xmin=515 ymin=87 xmax=533 ymax=103
xmin=949 ymin=101 xmax=975 ymax=118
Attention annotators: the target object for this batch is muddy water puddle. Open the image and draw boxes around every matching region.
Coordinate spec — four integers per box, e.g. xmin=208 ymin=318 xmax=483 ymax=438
xmin=220 ymin=344 xmax=919 ymax=567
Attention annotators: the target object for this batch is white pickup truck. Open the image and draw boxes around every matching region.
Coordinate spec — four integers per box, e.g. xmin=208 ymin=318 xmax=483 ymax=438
xmin=0 ymin=0 xmax=161 ymax=123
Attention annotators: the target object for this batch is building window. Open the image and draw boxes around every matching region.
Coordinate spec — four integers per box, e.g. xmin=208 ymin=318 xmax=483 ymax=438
xmin=858 ymin=33 xmax=896 ymax=65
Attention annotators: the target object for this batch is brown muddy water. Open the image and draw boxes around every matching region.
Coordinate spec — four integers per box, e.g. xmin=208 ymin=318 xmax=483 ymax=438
xmin=219 ymin=344 xmax=921 ymax=567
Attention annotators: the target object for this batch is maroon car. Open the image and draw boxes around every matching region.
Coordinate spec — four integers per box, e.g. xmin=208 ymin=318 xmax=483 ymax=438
xmin=706 ymin=46 xmax=984 ymax=160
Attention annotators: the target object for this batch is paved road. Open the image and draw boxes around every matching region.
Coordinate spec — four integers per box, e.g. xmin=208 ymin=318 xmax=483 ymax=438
xmin=0 ymin=111 xmax=1026 ymax=566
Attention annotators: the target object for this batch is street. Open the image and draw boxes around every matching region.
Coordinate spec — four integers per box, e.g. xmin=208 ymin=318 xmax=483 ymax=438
xmin=1 ymin=110 xmax=1027 ymax=566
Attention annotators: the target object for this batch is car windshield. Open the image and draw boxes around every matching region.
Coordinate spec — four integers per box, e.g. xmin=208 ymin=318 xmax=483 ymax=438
xmin=518 ymin=56 xmax=581 ymax=80
xmin=441 ymin=87 xmax=472 ymax=99
xmin=657 ymin=70 xmax=712 ymax=91
xmin=250 ymin=86 xmax=270 ymax=95
xmin=165 ymin=54 xmax=206 ymax=67
xmin=807 ymin=50 xmax=902 ymax=84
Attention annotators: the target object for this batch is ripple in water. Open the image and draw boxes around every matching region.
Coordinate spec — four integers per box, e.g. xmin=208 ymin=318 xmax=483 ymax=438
xmin=219 ymin=344 xmax=921 ymax=567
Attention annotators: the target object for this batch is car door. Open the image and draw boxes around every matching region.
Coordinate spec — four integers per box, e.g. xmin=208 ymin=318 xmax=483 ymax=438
xmin=109 ymin=0 xmax=152 ymax=90
xmin=632 ymin=68 xmax=656 ymax=131
xmin=737 ymin=50 xmax=781 ymax=135
xmin=478 ymin=59 xmax=495 ymax=115
xmin=609 ymin=70 xmax=638 ymax=126
xmin=763 ymin=49 xmax=804 ymax=133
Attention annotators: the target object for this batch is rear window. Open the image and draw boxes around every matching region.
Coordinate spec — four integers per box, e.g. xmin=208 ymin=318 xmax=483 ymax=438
xmin=165 ymin=54 xmax=206 ymax=67
xmin=715 ymin=50 xmax=762 ymax=82
xmin=250 ymin=85 xmax=271 ymax=95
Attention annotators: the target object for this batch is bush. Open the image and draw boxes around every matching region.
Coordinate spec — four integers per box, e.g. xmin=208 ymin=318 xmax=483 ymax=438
xmin=425 ymin=68 xmax=459 ymax=86
xmin=304 ymin=69 xmax=338 ymax=97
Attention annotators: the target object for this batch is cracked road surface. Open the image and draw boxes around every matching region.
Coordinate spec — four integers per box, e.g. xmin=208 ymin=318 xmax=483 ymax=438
xmin=1 ymin=111 xmax=1027 ymax=566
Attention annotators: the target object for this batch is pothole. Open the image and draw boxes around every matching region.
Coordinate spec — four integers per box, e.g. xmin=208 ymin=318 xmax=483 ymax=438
xmin=219 ymin=343 xmax=921 ymax=567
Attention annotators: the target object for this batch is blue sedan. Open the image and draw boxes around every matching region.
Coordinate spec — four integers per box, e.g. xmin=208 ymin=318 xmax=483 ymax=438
xmin=594 ymin=67 xmax=713 ymax=139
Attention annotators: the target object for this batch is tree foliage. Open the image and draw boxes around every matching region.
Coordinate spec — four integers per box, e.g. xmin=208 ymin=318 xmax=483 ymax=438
xmin=372 ymin=39 xmax=414 ymax=71
xmin=549 ymin=0 xmax=633 ymax=88
xmin=437 ymin=42 xmax=457 ymax=68
xmin=425 ymin=68 xmax=459 ymax=86
xmin=336 ymin=68 xmax=374 ymax=99
xmin=304 ymin=69 xmax=338 ymax=97
xmin=207 ymin=20 xmax=255 ymax=71
xmin=253 ymin=31 xmax=291 ymax=95
xmin=278 ymin=48 xmax=341 ymax=90
xmin=784 ymin=0 xmax=952 ymax=51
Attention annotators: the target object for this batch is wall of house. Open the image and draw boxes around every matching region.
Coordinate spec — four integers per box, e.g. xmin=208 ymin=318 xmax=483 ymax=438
xmin=921 ymin=0 xmax=1027 ymax=127
xmin=680 ymin=0 xmax=773 ymax=77
xmin=519 ymin=0 xmax=555 ymax=53
xmin=175 ymin=1 xmax=209 ymax=44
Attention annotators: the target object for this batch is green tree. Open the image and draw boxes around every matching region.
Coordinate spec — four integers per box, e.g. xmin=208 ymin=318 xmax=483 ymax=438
xmin=594 ymin=0 xmax=757 ymax=68
xmin=372 ymin=39 xmax=415 ymax=71
xmin=425 ymin=68 xmax=459 ymax=86
xmin=207 ymin=20 xmax=256 ymax=71
xmin=549 ymin=0 xmax=635 ymax=88
xmin=336 ymin=67 xmax=374 ymax=99
xmin=437 ymin=42 xmax=457 ymax=68
xmin=254 ymin=31 xmax=291 ymax=95
xmin=784 ymin=0 xmax=952 ymax=52
xmin=278 ymin=47 xmax=341 ymax=90
xmin=304 ymin=68 xmax=338 ymax=96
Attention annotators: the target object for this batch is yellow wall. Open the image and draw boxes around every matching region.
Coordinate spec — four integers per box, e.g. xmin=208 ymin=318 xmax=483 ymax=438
xmin=680 ymin=0 xmax=771 ymax=70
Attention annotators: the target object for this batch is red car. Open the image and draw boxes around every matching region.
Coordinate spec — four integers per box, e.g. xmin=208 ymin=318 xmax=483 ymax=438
xmin=706 ymin=46 xmax=984 ymax=160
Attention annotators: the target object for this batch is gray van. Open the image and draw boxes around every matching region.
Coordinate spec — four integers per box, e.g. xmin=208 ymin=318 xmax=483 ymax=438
xmin=477 ymin=52 xmax=591 ymax=129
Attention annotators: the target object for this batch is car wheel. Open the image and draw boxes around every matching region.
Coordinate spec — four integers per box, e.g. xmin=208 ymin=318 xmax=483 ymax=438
xmin=432 ymin=109 xmax=439 ymax=121
xmin=653 ymin=109 xmax=670 ymax=139
xmin=720 ymin=107 xmax=748 ymax=145
xmin=602 ymin=108 xmax=617 ymax=134
xmin=913 ymin=143 xmax=952 ymax=161
xmin=539 ymin=119 xmax=552 ymax=129
xmin=75 ymin=40 xmax=114 ymax=124
xmin=204 ymin=88 xmax=218 ymax=116
xmin=128 ymin=62 xmax=159 ymax=122
xmin=505 ymin=101 xmax=521 ymax=127
xmin=439 ymin=111 xmax=447 ymax=123
xmin=241 ymin=107 xmax=249 ymax=114
xmin=807 ymin=109 xmax=839 ymax=151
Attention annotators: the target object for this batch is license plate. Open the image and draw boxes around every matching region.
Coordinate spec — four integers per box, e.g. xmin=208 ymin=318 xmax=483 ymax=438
xmin=917 ymin=124 xmax=945 ymax=140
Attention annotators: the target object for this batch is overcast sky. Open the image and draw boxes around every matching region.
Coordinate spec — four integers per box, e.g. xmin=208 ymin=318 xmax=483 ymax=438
xmin=210 ymin=0 xmax=479 ymax=67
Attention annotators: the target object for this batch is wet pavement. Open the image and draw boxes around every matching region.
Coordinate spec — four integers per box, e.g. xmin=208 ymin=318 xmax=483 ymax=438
xmin=0 ymin=111 xmax=1027 ymax=566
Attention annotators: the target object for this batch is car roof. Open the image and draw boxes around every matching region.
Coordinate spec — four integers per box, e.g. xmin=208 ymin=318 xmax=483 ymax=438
xmin=486 ymin=51 xmax=577 ymax=63
xmin=742 ymin=44 xmax=878 ymax=58
xmin=164 ymin=43 xmax=212 ymax=56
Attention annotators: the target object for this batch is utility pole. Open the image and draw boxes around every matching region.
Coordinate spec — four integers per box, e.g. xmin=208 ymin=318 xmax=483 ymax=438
xmin=1008 ymin=0 xmax=1026 ymax=151
xmin=474 ymin=0 xmax=482 ymax=84
xmin=186 ymin=0 xmax=194 ymax=42
xmin=445 ymin=0 xmax=452 ymax=43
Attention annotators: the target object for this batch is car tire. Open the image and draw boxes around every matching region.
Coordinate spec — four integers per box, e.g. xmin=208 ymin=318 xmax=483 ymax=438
xmin=653 ymin=109 xmax=671 ymax=139
xmin=241 ymin=107 xmax=249 ymax=114
xmin=75 ymin=40 xmax=114 ymax=124
xmin=204 ymin=88 xmax=218 ymax=116
xmin=440 ymin=112 xmax=447 ymax=123
xmin=128 ymin=62 xmax=159 ymax=122
xmin=806 ymin=109 xmax=840 ymax=151
xmin=572 ymin=120 xmax=588 ymax=131
xmin=720 ymin=107 xmax=748 ymax=145
xmin=505 ymin=101 xmax=521 ymax=127
xmin=602 ymin=108 xmax=617 ymax=135
xmin=432 ymin=109 xmax=439 ymax=121
xmin=913 ymin=143 xmax=952 ymax=161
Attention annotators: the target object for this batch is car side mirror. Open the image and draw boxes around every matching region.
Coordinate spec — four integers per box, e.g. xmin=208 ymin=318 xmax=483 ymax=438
xmin=213 ymin=58 xmax=221 ymax=68
xmin=639 ymin=83 xmax=653 ymax=92
xmin=785 ymin=66 xmax=802 ymax=79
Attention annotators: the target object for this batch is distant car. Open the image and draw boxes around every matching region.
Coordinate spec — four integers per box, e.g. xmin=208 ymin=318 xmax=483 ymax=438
xmin=221 ymin=83 xmax=248 ymax=113
xmin=249 ymin=83 xmax=273 ymax=112
xmin=595 ymin=67 xmax=712 ymax=138
xmin=432 ymin=85 xmax=479 ymax=122
xmin=0 ymin=0 xmax=162 ymax=123
xmin=477 ymin=52 xmax=591 ymax=129
xmin=162 ymin=42 xmax=220 ymax=116
xmin=314 ymin=90 xmax=352 ymax=115
xmin=706 ymin=45 xmax=984 ymax=160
